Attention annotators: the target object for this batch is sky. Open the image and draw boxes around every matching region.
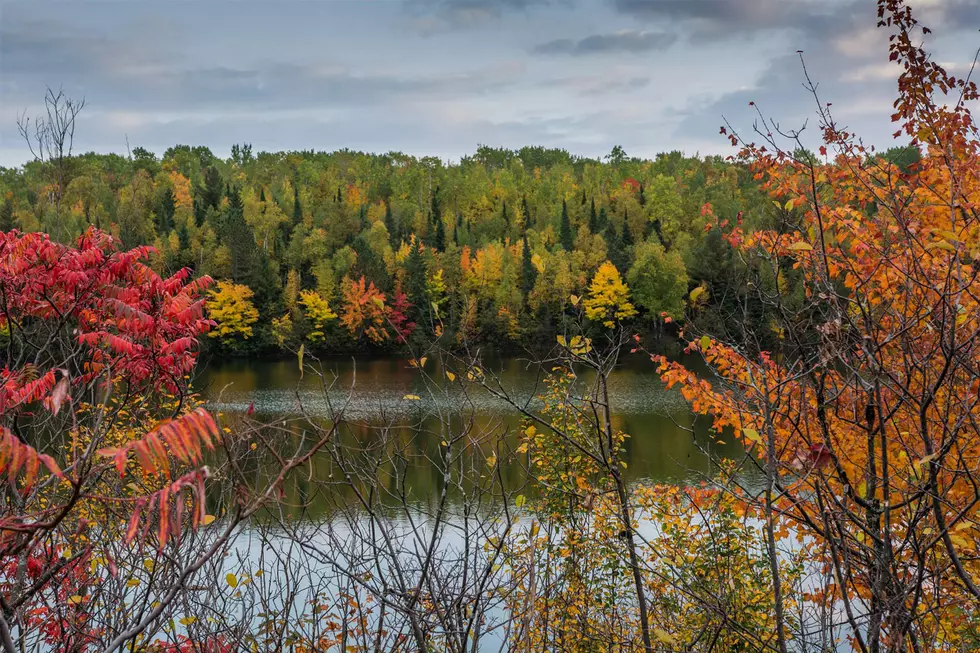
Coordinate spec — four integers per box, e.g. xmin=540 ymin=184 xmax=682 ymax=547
xmin=0 ymin=0 xmax=977 ymax=167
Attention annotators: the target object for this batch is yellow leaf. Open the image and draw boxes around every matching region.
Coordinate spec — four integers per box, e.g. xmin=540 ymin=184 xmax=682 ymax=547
xmin=486 ymin=454 xmax=497 ymax=467
xmin=202 ymin=514 xmax=216 ymax=526
xmin=445 ymin=371 xmax=456 ymax=382
xmin=569 ymin=294 xmax=580 ymax=306
xmin=700 ymin=335 xmax=711 ymax=351
xmin=926 ymin=240 xmax=957 ymax=252
xmin=556 ymin=335 xmax=567 ymax=347
xmin=689 ymin=286 xmax=706 ymax=303
xmin=419 ymin=356 xmax=427 ymax=368
xmin=68 ymin=595 xmax=83 ymax=605
xmin=126 ymin=578 xmax=140 ymax=588
xmin=515 ymin=495 xmax=526 ymax=508
xmin=403 ymin=394 xmax=421 ymax=401
xmin=179 ymin=617 xmax=197 ymax=626
xmin=784 ymin=199 xmax=795 ymax=211
xmin=654 ymin=628 xmax=677 ymax=644
xmin=742 ymin=428 xmax=763 ymax=445
xmin=297 ymin=344 xmax=305 ymax=379
xmin=787 ymin=241 xmax=813 ymax=251
xmin=226 ymin=573 xmax=238 ymax=589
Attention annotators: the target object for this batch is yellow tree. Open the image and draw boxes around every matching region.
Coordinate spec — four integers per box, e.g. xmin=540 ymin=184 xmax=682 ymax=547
xmin=207 ymin=281 xmax=259 ymax=341
xmin=299 ymin=289 xmax=338 ymax=345
xmin=583 ymin=261 xmax=636 ymax=328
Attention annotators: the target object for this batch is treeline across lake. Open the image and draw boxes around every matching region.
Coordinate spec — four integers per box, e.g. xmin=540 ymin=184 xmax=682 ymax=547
xmin=0 ymin=142 xmax=918 ymax=355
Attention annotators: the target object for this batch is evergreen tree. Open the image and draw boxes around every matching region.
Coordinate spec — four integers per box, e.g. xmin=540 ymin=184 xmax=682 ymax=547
xmin=259 ymin=186 xmax=266 ymax=202
xmin=199 ymin=166 xmax=223 ymax=213
xmin=521 ymin=195 xmax=532 ymax=232
xmin=559 ymin=199 xmax=573 ymax=251
xmin=580 ymin=188 xmax=586 ymax=205
xmin=620 ymin=211 xmax=634 ymax=250
xmin=292 ymin=177 xmax=302 ymax=224
xmin=358 ymin=205 xmax=367 ymax=232
xmin=156 ymin=186 xmax=175 ymax=234
xmin=638 ymin=182 xmax=646 ymax=206
xmin=598 ymin=206 xmax=608 ymax=230
xmin=384 ymin=201 xmax=397 ymax=243
xmin=502 ymin=200 xmax=509 ymax=229
xmin=434 ymin=213 xmax=446 ymax=251
xmin=405 ymin=240 xmax=430 ymax=331
xmin=605 ymin=221 xmax=624 ymax=272
xmin=520 ymin=231 xmax=537 ymax=301
xmin=221 ymin=186 xmax=258 ymax=286
xmin=0 ymin=197 xmax=14 ymax=231
xmin=588 ymin=198 xmax=598 ymax=234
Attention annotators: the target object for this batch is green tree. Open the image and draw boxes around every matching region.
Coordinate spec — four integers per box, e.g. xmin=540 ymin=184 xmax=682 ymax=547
xmin=627 ymin=241 xmax=688 ymax=320
xmin=521 ymin=231 xmax=537 ymax=302
xmin=559 ymin=199 xmax=573 ymax=251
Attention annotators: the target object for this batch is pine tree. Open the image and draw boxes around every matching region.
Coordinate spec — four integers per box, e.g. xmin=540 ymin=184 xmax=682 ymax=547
xmin=520 ymin=231 xmax=537 ymax=301
xmin=359 ymin=205 xmax=367 ymax=233
xmin=384 ymin=201 xmax=397 ymax=242
xmin=605 ymin=220 xmax=623 ymax=272
xmin=292 ymin=177 xmax=302 ymax=224
xmin=598 ymin=206 xmax=608 ymax=230
xmin=521 ymin=195 xmax=532 ymax=233
xmin=0 ymin=197 xmax=14 ymax=231
xmin=638 ymin=182 xmax=646 ymax=206
xmin=434 ymin=213 xmax=446 ymax=251
xmin=621 ymin=210 xmax=634 ymax=250
xmin=221 ymin=186 xmax=262 ymax=293
xmin=405 ymin=239 xmax=430 ymax=331
xmin=200 ymin=166 xmax=223 ymax=213
xmin=156 ymin=186 xmax=176 ymax=234
xmin=559 ymin=199 xmax=573 ymax=251
xmin=259 ymin=186 xmax=266 ymax=202
xmin=502 ymin=200 xmax=509 ymax=229
xmin=588 ymin=198 xmax=598 ymax=234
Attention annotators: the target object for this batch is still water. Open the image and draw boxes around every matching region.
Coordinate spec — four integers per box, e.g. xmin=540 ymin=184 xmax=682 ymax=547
xmin=194 ymin=352 xmax=744 ymax=491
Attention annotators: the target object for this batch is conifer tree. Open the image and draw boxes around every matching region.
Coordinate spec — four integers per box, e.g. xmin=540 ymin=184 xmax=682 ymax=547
xmin=559 ymin=199 xmax=573 ymax=251
xmin=521 ymin=231 xmax=537 ymax=301
xmin=292 ymin=177 xmax=302 ymax=224
xmin=588 ymin=198 xmax=598 ymax=234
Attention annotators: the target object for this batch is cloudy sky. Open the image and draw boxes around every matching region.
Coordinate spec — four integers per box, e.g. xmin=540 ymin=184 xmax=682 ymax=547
xmin=0 ymin=0 xmax=977 ymax=167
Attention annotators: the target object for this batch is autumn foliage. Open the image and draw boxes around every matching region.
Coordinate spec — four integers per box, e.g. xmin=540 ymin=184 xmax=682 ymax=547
xmin=656 ymin=1 xmax=980 ymax=648
xmin=0 ymin=228 xmax=226 ymax=650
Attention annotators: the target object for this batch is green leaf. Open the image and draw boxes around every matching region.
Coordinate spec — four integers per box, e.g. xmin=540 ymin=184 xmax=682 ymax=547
xmin=700 ymin=335 xmax=711 ymax=351
xmin=784 ymin=199 xmax=795 ymax=211
xmin=515 ymin=494 xmax=526 ymax=508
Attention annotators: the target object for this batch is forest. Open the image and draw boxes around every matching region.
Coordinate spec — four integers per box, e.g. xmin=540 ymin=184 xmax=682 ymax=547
xmin=0 ymin=132 xmax=918 ymax=355
xmin=3 ymin=0 xmax=980 ymax=651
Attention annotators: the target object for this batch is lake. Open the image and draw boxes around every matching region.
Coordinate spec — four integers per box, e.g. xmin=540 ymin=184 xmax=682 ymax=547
xmin=193 ymin=351 xmax=746 ymax=506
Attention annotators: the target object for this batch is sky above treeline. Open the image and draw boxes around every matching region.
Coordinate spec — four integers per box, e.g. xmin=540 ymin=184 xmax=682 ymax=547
xmin=0 ymin=0 xmax=977 ymax=168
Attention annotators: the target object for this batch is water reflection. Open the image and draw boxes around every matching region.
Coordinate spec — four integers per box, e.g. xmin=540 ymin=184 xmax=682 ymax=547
xmin=194 ymin=353 xmax=745 ymax=517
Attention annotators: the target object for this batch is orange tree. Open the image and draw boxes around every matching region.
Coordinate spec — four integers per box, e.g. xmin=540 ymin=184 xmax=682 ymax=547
xmin=656 ymin=1 xmax=980 ymax=650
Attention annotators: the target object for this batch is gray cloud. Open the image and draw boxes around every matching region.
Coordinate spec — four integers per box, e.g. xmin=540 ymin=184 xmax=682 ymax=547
xmin=533 ymin=30 xmax=677 ymax=55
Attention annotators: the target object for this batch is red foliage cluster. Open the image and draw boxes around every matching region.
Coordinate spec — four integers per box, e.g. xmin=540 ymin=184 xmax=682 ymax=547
xmin=0 ymin=229 xmax=213 ymax=394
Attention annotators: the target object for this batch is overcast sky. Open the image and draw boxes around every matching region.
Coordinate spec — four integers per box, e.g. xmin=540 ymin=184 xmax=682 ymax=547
xmin=1 ymin=0 xmax=977 ymax=167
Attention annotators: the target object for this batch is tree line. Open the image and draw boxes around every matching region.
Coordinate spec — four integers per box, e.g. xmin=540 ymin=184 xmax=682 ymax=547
xmin=5 ymin=138 xmax=872 ymax=355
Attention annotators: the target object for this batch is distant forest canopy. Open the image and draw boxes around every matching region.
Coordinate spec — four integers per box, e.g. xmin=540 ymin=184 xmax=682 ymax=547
xmin=0 ymin=142 xmax=922 ymax=354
